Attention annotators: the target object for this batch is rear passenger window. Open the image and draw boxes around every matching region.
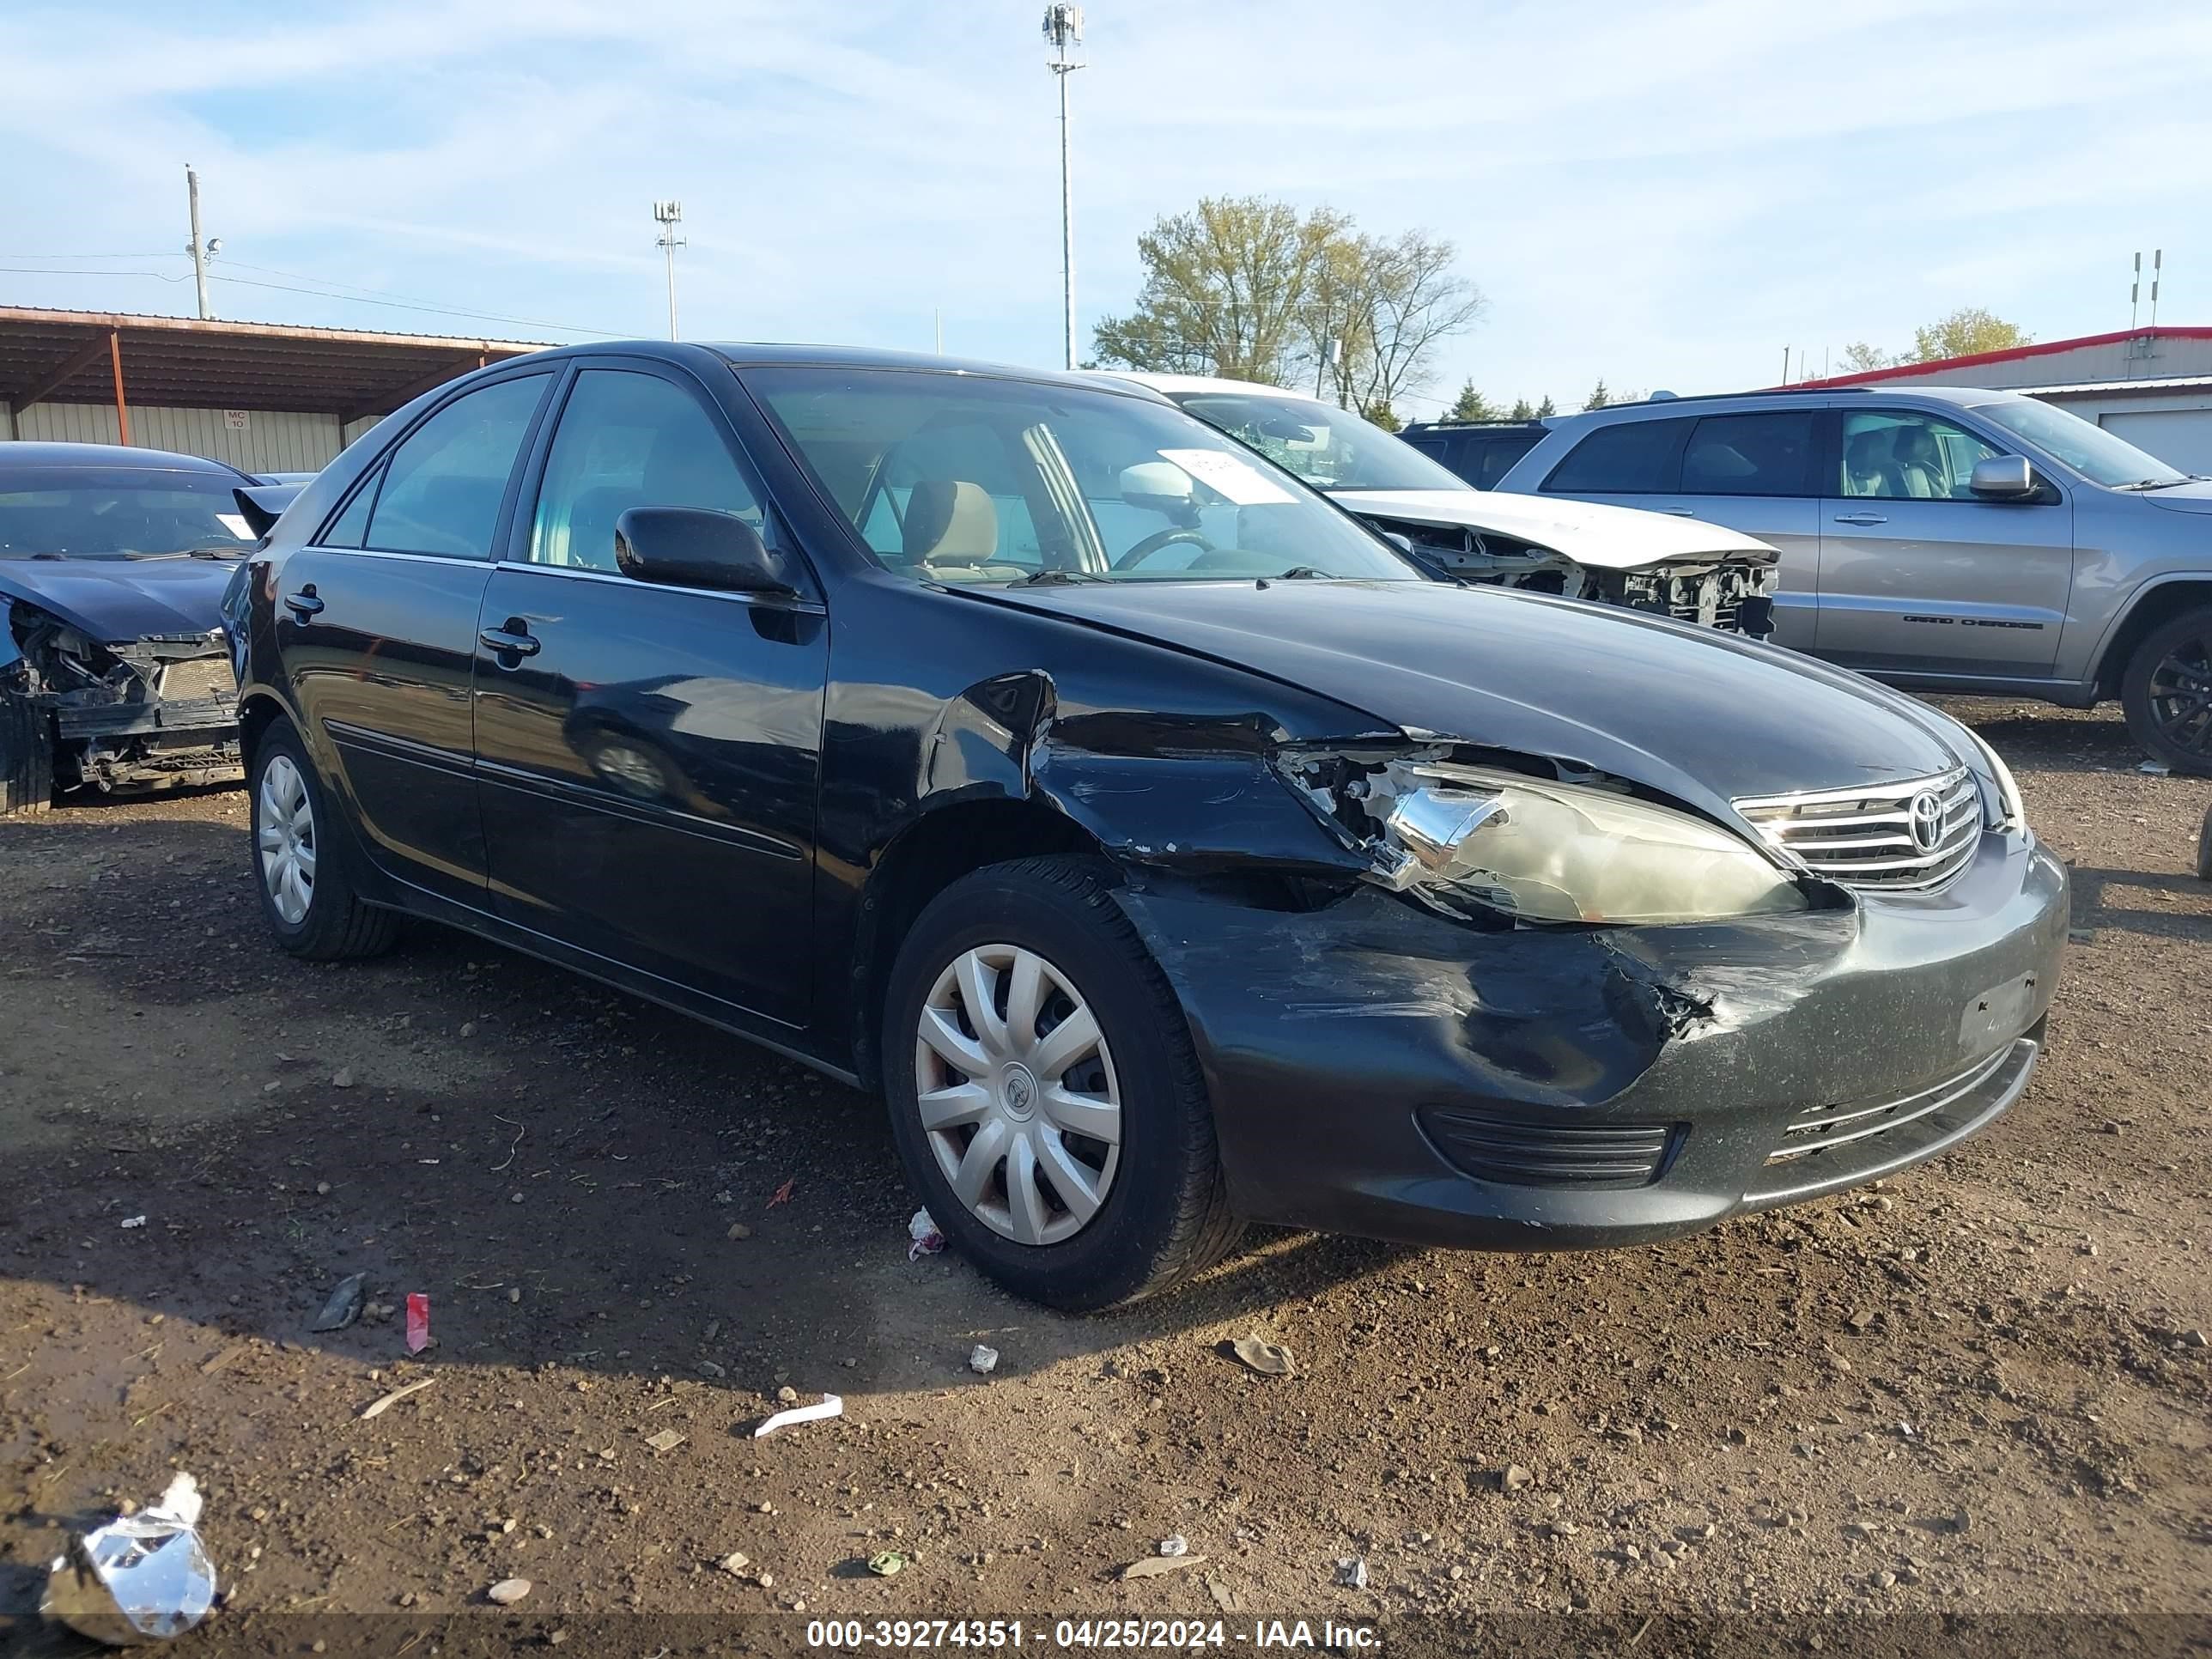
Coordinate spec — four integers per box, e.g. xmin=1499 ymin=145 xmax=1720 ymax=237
xmin=1680 ymin=411 xmax=1816 ymax=496
xmin=1541 ymin=419 xmax=1687 ymax=493
xmin=364 ymin=374 xmax=548 ymax=559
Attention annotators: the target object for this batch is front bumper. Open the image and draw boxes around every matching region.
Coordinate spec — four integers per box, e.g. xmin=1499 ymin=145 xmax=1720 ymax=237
xmin=1118 ymin=829 xmax=2067 ymax=1250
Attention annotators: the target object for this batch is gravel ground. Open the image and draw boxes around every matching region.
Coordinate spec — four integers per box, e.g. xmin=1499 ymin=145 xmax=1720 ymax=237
xmin=1 ymin=701 xmax=2207 ymax=1654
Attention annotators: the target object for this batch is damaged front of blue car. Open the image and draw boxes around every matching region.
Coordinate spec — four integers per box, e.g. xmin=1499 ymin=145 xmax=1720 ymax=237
xmin=0 ymin=442 xmax=299 ymax=814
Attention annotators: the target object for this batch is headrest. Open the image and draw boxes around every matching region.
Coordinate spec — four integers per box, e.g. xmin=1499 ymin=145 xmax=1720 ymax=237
xmin=903 ymin=480 xmax=1000 ymax=566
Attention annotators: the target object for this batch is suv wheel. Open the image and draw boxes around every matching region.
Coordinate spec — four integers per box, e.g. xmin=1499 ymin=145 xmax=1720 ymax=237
xmin=250 ymin=720 xmax=399 ymax=960
xmin=882 ymin=856 xmax=1243 ymax=1311
xmin=2122 ymin=607 xmax=2212 ymax=776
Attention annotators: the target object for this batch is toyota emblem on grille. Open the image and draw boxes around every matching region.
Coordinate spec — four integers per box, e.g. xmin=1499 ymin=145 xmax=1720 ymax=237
xmin=1908 ymin=790 xmax=1946 ymax=854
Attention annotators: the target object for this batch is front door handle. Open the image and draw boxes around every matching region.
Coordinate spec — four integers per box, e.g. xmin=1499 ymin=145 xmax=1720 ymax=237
xmin=478 ymin=623 xmax=540 ymax=659
xmin=283 ymin=586 xmax=325 ymax=618
xmin=1834 ymin=510 xmax=1888 ymax=526
xmin=1659 ymin=505 xmax=1696 ymax=516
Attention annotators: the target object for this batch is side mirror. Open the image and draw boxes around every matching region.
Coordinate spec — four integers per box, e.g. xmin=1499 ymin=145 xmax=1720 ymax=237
xmin=1381 ymin=531 xmax=1416 ymax=555
xmin=613 ymin=507 xmax=796 ymax=597
xmin=1969 ymin=455 xmax=2037 ymax=500
xmin=1120 ymin=460 xmax=1200 ymax=525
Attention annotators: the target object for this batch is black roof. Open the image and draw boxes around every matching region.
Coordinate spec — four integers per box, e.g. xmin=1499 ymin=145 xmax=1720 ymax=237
xmin=0 ymin=441 xmax=254 ymax=477
xmin=702 ymin=341 xmax=1138 ymax=394
xmin=1400 ymin=419 xmax=1547 ymax=433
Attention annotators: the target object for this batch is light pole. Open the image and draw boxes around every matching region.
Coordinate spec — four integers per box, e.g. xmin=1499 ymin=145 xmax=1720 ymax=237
xmin=185 ymin=165 xmax=214 ymax=320
xmin=1042 ymin=5 xmax=1085 ymax=371
xmin=653 ymin=200 xmax=685 ymax=340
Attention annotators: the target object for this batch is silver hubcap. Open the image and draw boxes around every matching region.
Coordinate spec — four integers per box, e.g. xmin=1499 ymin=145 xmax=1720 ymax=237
xmin=257 ymin=755 xmax=317 ymax=926
xmin=914 ymin=943 xmax=1121 ymax=1247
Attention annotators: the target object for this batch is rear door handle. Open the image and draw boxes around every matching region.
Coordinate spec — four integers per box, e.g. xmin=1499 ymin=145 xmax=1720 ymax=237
xmin=478 ymin=623 xmax=540 ymax=659
xmin=1658 ymin=505 xmax=1696 ymax=516
xmin=1834 ymin=511 xmax=1888 ymax=526
xmin=283 ymin=586 xmax=325 ymax=618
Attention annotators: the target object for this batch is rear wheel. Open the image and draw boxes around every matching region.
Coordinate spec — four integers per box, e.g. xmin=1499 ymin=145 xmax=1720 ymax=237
xmin=0 ymin=690 xmax=52 ymax=819
xmin=2122 ymin=606 xmax=2212 ymax=776
xmin=249 ymin=720 xmax=399 ymax=960
xmin=883 ymin=856 xmax=1243 ymax=1311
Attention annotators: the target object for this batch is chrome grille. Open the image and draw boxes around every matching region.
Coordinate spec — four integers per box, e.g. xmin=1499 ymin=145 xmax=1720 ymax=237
xmin=1735 ymin=769 xmax=1980 ymax=893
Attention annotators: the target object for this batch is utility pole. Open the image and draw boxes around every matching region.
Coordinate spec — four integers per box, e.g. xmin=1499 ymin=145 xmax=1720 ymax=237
xmin=185 ymin=165 xmax=212 ymax=320
xmin=653 ymin=200 xmax=684 ymax=340
xmin=1042 ymin=5 xmax=1085 ymax=371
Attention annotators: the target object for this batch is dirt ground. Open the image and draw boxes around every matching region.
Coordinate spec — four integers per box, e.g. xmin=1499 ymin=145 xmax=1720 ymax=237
xmin=2 ymin=701 xmax=2207 ymax=1655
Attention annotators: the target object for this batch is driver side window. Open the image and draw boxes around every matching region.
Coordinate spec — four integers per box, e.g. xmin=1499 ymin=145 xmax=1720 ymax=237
xmin=1839 ymin=410 xmax=2002 ymax=501
xmin=530 ymin=369 xmax=757 ymax=571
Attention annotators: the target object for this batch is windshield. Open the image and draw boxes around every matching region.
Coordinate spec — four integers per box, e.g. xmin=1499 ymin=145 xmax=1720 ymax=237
xmin=1167 ymin=390 xmax=1471 ymax=495
xmin=0 ymin=466 xmax=258 ymax=558
xmin=1970 ymin=398 xmax=2190 ymax=489
xmin=749 ymin=368 xmax=1422 ymax=584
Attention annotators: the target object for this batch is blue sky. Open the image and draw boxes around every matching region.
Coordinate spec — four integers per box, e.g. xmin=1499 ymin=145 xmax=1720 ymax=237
xmin=3 ymin=0 xmax=2209 ymax=417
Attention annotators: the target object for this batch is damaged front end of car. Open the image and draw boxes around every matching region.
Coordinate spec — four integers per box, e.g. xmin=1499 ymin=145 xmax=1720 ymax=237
xmin=2 ymin=598 xmax=242 ymax=799
xmin=1360 ymin=515 xmax=1779 ymax=638
xmin=1018 ymin=708 xmax=2061 ymax=1252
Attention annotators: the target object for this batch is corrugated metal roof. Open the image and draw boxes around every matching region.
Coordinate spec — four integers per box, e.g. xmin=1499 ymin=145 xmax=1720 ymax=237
xmin=0 ymin=307 xmax=550 ymax=420
xmin=2019 ymin=376 xmax=2212 ymax=395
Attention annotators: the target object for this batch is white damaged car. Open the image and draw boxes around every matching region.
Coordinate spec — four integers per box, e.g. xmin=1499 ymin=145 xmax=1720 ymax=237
xmin=1097 ymin=373 xmax=1779 ymax=637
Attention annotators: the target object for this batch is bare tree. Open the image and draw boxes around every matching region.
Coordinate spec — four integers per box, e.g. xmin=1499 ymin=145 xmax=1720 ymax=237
xmin=1317 ymin=230 xmax=1486 ymax=414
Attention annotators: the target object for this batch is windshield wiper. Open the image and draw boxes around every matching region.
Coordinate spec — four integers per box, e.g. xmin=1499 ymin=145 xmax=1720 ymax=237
xmin=2128 ymin=476 xmax=2203 ymax=490
xmin=1016 ymin=568 xmax=1108 ymax=586
xmin=1274 ymin=565 xmax=1330 ymax=580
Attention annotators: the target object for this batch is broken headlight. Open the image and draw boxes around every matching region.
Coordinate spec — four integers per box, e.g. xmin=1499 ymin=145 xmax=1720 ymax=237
xmin=1370 ymin=765 xmax=1807 ymax=926
xmin=1960 ymin=726 xmax=2027 ymax=834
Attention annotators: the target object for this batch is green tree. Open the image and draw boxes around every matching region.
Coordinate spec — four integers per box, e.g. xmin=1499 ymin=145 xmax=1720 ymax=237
xmin=1534 ymin=394 xmax=1557 ymax=418
xmin=1091 ymin=196 xmax=1350 ymax=385
xmin=1839 ymin=340 xmax=1891 ymax=374
xmin=1362 ymin=400 xmax=1402 ymax=432
xmin=1091 ymin=195 xmax=1485 ymax=404
xmin=1508 ymin=397 xmax=1534 ymax=421
xmin=1908 ymin=307 xmax=2032 ymax=363
xmin=1448 ymin=379 xmax=1495 ymax=422
xmin=1583 ymin=380 xmax=1612 ymax=411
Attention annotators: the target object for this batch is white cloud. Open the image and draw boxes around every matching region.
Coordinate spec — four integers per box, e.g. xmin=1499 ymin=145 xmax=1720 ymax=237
xmin=0 ymin=0 xmax=2206 ymax=400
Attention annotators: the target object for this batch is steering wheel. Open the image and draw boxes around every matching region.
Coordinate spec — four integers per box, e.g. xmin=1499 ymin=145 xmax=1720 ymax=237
xmin=1111 ymin=527 xmax=1212 ymax=572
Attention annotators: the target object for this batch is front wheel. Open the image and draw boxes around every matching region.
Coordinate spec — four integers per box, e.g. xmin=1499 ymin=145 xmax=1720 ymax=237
xmin=2122 ymin=606 xmax=2212 ymax=776
xmin=249 ymin=720 xmax=399 ymax=960
xmin=882 ymin=856 xmax=1243 ymax=1311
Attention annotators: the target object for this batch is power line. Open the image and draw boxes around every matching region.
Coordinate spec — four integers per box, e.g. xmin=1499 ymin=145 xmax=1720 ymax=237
xmin=205 ymin=273 xmax=621 ymax=337
xmin=0 ymin=264 xmax=191 ymax=280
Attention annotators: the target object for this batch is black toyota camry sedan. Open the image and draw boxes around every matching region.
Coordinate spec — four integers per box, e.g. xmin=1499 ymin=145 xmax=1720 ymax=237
xmin=223 ymin=343 xmax=2067 ymax=1310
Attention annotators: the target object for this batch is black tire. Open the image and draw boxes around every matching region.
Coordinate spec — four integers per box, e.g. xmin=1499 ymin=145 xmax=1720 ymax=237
xmin=0 ymin=689 xmax=53 ymax=819
xmin=248 ymin=720 xmax=400 ymax=961
xmin=2122 ymin=606 xmax=2212 ymax=776
xmin=882 ymin=856 xmax=1243 ymax=1312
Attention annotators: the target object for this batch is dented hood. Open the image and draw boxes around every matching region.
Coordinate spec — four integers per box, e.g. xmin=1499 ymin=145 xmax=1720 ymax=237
xmin=971 ymin=579 xmax=1965 ymax=817
xmin=1332 ymin=489 xmax=1776 ymax=569
xmin=0 ymin=556 xmax=235 ymax=642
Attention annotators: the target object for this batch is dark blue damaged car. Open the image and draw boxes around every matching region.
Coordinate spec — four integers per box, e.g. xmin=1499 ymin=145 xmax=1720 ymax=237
xmin=0 ymin=441 xmax=301 ymax=814
xmin=222 ymin=344 xmax=2068 ymax=1310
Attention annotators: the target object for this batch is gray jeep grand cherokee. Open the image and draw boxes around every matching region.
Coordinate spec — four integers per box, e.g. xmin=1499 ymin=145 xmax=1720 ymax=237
xmin=1498 ymin=386 xmax=2212 ymax=771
